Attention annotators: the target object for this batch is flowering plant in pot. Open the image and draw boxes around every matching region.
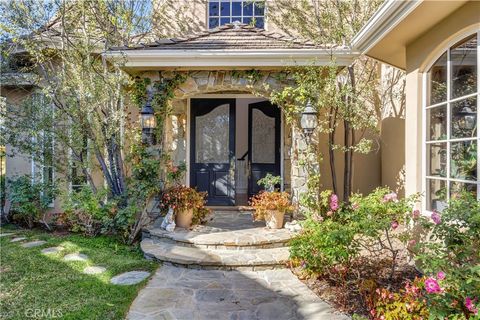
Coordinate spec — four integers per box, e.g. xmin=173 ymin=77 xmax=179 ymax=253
xmin=250 ymin=191 xmax=293 ymax=229
xmin=160 ymin=185 xmax=209 ymax=228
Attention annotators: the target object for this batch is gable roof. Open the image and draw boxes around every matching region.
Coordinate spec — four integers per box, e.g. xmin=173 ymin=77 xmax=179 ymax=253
xmin=110 ymin=22 xmax=323 ymax=51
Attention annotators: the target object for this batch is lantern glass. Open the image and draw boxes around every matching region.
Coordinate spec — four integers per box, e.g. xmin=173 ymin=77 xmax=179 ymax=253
xmin=141 ymin=113 xmax=156 ymax=129
xmin=300 ymin=113 xmax=316 ymax=131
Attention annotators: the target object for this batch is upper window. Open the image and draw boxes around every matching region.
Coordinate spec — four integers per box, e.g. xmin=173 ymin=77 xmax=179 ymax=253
xmin=425 ymin=33 xmax=479 ymax=211
xmin=208 ymin=0 xmax=265 ymax=29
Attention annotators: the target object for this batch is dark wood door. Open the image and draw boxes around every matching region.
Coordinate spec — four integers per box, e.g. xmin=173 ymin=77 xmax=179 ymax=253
xmin=190 ymin=99 xmax=236 ymax=206
xmin=248 ymin=101 xmax=281 ymax=196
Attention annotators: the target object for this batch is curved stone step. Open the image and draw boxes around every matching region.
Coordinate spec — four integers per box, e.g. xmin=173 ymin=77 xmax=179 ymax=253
xmin=143 ymin=226 xmax=293 ymax=250
xmin=141 ymin=238 xmax=290 ymax=270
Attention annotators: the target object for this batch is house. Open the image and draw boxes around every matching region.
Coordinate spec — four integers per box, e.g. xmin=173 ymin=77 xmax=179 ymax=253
xmin=353 ymin=0 xmax=479 ymax=211
xmin=1 ymin=0 xmax=477 ymax=214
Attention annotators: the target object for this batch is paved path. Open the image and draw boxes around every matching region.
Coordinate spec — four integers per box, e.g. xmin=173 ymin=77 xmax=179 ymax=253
xmin=128 ymin=264 xmax=348 ymax=320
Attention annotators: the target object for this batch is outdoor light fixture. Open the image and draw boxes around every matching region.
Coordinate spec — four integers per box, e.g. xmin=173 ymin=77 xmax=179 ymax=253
xmin=141 ymin=100 xmax=156 ymax=145
xmin=300 ymin=100 xmax=318 ymax=137
xmin=457 ymin=106 xmax=476 ymax=131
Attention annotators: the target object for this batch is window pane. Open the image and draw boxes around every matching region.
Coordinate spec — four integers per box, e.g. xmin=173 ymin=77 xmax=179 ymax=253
xmin=232 ymin=2 xmax=242 ymax=16
xmin=209 ymin=1 xmax=219 ymax=16
xmin=451 ymin=97 xmax=477 ymax=139
xmin=427 ymin=105 xmax=447 ymax=140
xmin=254 ymin=17 xmax=264 ymax=28
xmin=451 ymin=35 xmax=477 ymax=99
xmin=220 ymin=1 xmax=230 ymax=16
xmin=232 ymin=16 xmax=242 ymax=23
xmin=427 ymin=179 xmax=447 ymax=212
xmin=243 ymin=2 xmax=253 ymax=16
xmin=254 ymin=1 xmax=265 ymax=15
xmin=450 ymin=140 xmax=477 ymax=181
xmin=220 ymin=17 xmax=230 ymax=25
xmin=242 ymin=17 xmax=252 ymax=25
xmin=209 ymin=18 xmax=219 ymax=29
xmin=428 ymin=143 xmax=447 ymax=177
xmin=450 ymin=181 xmax=477 ymax=199
xmin=428 ymin=52 xmax=447 ymax=105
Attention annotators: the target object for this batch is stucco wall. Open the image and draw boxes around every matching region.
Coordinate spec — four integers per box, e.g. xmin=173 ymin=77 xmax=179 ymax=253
xmin=404 ymin=1 xmax=480 ymax=197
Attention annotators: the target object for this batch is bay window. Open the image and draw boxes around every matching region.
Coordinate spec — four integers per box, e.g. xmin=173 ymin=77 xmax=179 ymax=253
xmin=425 ymin=32 xmax=479 ymax=211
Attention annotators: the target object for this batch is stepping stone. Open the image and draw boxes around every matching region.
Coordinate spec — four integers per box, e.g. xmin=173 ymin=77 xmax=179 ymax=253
xmin=0 ymin=233 xmax=15 ymax=237
xmin=10 ymin=237 xmax=26 ymax=242
xmin=83 ymin=266 xmax=106 ymax=275
xmin=110 ymin=271 xmax=150 ymax=285
xmin=22 ymin=240 xmax=47 ymax=248
xmin=63 ymin=253 xmax=89 ymax=262
xmin=41 ymin=247 xmax=63 ymax=254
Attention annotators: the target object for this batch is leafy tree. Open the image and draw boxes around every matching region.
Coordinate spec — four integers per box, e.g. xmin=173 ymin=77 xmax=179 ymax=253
xmin=268 ymin=0 xmax=405 ymax=202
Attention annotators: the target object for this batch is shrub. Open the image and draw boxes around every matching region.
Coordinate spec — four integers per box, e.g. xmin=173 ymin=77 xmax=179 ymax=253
xmin=250 ymin=191 xmax=293 ymax=221
xmin=160 ymin=185 xmax=209 ymax=225
xmin=410 ymin=192 xmax=480 ymax=318
xmin=290 ymin=188 xmax=419 ymax=279
xmin=257 ymin=174 xmax=282 ymax=192
xmin=59 ymin=185 xmax=117 ymax=236
xmin=8 ymin=175 xmax=56 ymax=228
xmin=369 ymin=278 xmax=429 ymax=320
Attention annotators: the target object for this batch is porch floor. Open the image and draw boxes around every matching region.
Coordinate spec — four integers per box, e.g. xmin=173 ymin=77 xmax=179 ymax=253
xmin=145 ymin=210 xmax=294 ymax=249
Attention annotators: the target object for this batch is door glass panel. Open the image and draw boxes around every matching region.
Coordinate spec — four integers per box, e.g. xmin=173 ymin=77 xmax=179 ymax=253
xmin=251 ymin=108 xmax=275 ymax=164
xmin=427 ymin=105 xmax=447 ymax=141
xmin=451 ymin=97 xmax=477 ymax=139
xmin=450 ymin=140 xmax=477 ymax=181
xmin=428 ymin=52 xmax=447 ymax=105
xmin=196 ymin=104 xmax=229 ymax=163
xmin=427 ymin=142 xmax=447 ymax=177
xmin=427 ymin=178 xmax=447 ymax=211
xmin=451 ymin=35 xmax=477 ymax=99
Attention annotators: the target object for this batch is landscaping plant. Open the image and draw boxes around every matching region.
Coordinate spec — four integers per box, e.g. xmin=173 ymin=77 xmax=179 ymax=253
xmin=160 ymin=185 xmax=209 ymax=225
xmin=8 ymin=175 xmax=56 ymax=229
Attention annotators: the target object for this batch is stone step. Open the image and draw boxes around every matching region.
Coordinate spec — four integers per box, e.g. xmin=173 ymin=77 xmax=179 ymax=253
xmin=141 ymin=238 xmax=290 ymax=270
xmin=143 ymin=226 xmax=293 ymax=250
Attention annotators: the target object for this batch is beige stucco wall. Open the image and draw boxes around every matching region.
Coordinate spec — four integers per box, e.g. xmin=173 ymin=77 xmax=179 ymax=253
xmin=404 ymin=1 xmax=480 ymax=198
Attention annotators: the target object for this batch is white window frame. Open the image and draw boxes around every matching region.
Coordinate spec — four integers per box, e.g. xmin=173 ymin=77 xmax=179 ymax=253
xmin=207 ymin=0 xmax=266 ymax=30
xmin=422 ymin=31 xmax=480 ymax=213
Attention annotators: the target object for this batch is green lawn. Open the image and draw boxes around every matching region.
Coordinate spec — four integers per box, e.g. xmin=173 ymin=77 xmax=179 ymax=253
xmin=0 ymin=225 xmax=157 ymax=320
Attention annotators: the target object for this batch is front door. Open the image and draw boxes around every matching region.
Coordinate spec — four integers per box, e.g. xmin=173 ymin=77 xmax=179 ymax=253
xmin=190 ymin=99 xmax=236 ymax=206
xmin=248 ymin=101 xmax=281 ymax=196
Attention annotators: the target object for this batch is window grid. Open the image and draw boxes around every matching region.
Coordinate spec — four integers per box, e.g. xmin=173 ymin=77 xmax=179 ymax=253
xmin=208 ymin=0 xmax=265 ymax=29
xmin=424 ymin=31 xmax=480 ymax=212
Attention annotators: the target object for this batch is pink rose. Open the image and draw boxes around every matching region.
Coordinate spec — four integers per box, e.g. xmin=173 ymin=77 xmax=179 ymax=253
xmin=437 ymin=271 xmax=446 ymax=280
xmin=408 ymin=239 xmax=417 ymax=247
xmin=382 ymin=192 xmax=398 ymax=203
xmin=326 ymin=211 xmax=333 ymax=217
xmin=465 ymin=297 xmax=479 ymax=315
xmin=391 ymin=220 xmax=399 ymax=230
xmin=352 ymin=202 xmax=359 ymax=210
xmin=424 ymin=277 xmax=442 ymax=294
xmin=329 ymin=194 xmax=339 ymax=211
xmin=412 ymin=209 xmax=420 ymax=219
xmin=431 ymin=211 xmax=442 ymax=225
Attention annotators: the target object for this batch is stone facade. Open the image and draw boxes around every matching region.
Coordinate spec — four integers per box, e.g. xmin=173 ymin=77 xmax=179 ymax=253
xmin=139 ymin=70 xmax=309 ymax=199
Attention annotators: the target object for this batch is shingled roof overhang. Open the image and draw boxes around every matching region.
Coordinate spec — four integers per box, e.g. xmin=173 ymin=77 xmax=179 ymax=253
xmin=104 ymin=23 xmax=358 ymax=70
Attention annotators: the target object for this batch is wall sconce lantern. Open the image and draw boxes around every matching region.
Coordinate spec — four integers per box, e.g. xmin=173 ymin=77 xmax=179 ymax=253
xmin=300 ymin=100 xmax=318 ymax=138
xmin=457 ymin=106 xmax=476 ymax=131
xmin=141 ymin=101 xmax=156 ymax=145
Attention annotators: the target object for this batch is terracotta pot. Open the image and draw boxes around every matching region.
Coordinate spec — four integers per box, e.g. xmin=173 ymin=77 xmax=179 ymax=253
xmin=265 ymin=210 xmax=285 ymax=229
xmin=175 ymin=208 xmax=194 ymax=228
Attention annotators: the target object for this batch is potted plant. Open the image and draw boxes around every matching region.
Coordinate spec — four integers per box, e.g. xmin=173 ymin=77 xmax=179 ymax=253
xmin=250 ymin=191 xmax=292 ymax=229
xmin=160 ymin=185 xmax=209 ymax=228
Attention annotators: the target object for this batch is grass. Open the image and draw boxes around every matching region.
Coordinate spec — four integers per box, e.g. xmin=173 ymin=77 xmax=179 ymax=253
xmin=0 ymin=225 xmax=157 ymax=320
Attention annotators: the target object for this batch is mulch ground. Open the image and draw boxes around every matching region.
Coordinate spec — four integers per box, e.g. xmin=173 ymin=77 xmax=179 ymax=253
xmin=290 ymin=250 xmax=421 ymax=317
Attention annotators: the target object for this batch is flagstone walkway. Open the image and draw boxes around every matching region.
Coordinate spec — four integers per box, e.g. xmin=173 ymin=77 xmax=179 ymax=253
xmin=132 ymin=210 xmax=348 ymax=319
xmin=128 ymin=265 xmax=348 ymax=320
